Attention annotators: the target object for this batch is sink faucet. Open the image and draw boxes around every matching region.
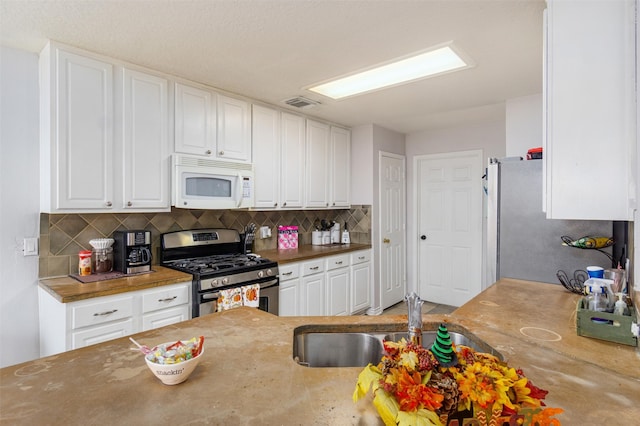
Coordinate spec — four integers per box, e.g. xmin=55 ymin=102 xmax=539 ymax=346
xmin=405 ymin=292 xmax=424 ymax=346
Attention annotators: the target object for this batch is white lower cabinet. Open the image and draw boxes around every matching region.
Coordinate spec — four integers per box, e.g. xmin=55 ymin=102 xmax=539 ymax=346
xmin=325 ymin=254 xmax=350 ymax=316
xmin=278 ymin=263 xmax=300 ymax=316
xmin=38 ymin=281 xmax=191 ymax=357
xmin=299 ymin=259 xmax=326 ymax=316
xmin=278 ymin=249 xmax=371 ymax=317
xmin=350 ymin=250 xmax=372 ymax=314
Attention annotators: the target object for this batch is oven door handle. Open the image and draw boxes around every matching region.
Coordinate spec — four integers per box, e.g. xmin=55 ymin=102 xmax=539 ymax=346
xmin=201 ymin=291 xmax=220 ymax=300
xmin=260 ymin=278 xmax=279 ymax=290
xmin=200 ymin=278 xmax=279 ymax=301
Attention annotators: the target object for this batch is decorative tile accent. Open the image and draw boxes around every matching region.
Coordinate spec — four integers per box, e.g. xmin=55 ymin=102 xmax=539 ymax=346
xmin=39 ymin=205 xmax=371 ymax=277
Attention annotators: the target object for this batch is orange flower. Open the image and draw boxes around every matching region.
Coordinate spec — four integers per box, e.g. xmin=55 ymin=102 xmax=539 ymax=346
xmin=393 ymin=368 xmax=444 ymax=412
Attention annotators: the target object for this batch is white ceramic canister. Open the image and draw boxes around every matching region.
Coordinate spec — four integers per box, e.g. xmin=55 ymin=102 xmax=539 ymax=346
xmin=312 ymin=231 xmax=322 ymax=245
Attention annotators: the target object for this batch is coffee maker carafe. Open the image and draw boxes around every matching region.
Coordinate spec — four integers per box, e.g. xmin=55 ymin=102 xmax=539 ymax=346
xmin=113 ymin=230 xmax=152 ymax=274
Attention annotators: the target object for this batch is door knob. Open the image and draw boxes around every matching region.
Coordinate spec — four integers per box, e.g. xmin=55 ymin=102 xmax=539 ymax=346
xmin=383 ymin=238 xmax=390 ymax=244
xmin=420 ymin=235 xmax=427 ymax=240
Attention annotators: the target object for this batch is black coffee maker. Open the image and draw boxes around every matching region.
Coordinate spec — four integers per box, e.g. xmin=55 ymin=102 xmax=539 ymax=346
xmin=113 ymin=230 xmax=152 ymax=274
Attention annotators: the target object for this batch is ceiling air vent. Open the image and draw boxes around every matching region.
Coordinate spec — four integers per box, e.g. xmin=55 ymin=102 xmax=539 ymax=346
xmin=283 ymin=96 xmax=320 ymax=109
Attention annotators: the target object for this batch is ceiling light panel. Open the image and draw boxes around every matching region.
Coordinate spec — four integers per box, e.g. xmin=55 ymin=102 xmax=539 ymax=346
xmin=307 ymin=43 xmax=474 ymax=100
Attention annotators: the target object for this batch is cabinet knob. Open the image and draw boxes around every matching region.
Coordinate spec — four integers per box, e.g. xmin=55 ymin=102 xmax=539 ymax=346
xmin=205 ymin=150 xmax=212 ymax=155
xmin=325 ymin=203 xmax=329 ymax=207
xmin=420 ymin=235 xmax=427 ymax=240
xmin=383 ymin=238 xmax=390 ymax=244
xmin=219 ymin=150 xmax=224 ymax=156
xmin=274 ymin=202 xmax=278 ymax=207
xmin=105 ymin=201 xmax=112 ymax=207
xmin=333 ymin=202 xmax=336 ymax=206
xmin=283 ymin=202 xmax=287 ymax=207
xmin=127 ymin=201 xmax=132 ymax=207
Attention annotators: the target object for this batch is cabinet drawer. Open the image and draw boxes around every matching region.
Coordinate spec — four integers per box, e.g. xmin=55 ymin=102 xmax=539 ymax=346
xmin=142 ymin=305 xmax=190 ymax=331
xmin=301 ymin=259 xmax=325 ymax=276
xmin=326 ymin=254 xmax=350 ymax=271
xmin=71 ymin=318 xmax=134 ymax=349
xmin=351 ymin=250 xmax=371 ymax=265
xmin=71 ymin=296 xmax=134 ymax=329
xmin=141 ymin=284 xmax=190 ymax=313
xmin=279 ymin=264 xmax=300 ymax=281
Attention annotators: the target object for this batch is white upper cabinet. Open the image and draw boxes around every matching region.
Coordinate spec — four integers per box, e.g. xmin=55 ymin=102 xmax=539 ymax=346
xmin=252 ymin=106 xmax=306 ymax=209
xmin=217 ymin=94 xmax=251 ymax=162
xmin=544 ymin=0 xmax=636 ymax=220
xmin=174 ymin=82 xmax=217 ymax=157
xmin=121 ymin=68 xmax=170 ymax=210
xmin=330 ymin=126 xmax=351 ymax=208
xmin=252 ymin=104 xmax=281 ymax=208
xmin=174 ymin=83 xmax=251 ymax=163
xmin=305 ymin=119 xmax=330 ymax=208
xmin=280 ymin=112 xmax=306 ymax=209
xmin=40 ymin=42 xmax=171 ymax=213
xmin=40 ymin=45 xmax=114 ymax=211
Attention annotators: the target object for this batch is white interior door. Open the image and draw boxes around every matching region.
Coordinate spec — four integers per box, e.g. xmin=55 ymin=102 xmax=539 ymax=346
xmin=415 ymin=150 xmax=482 ymax=307
xmin=379 ymin=152 xmax=406 ymax=309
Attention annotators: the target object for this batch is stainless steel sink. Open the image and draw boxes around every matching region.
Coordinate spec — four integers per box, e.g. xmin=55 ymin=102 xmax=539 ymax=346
xmin=293 ymin=332 xmax=385 ymax=367
xmin=293 ymin=323 xmax=502 ymax=368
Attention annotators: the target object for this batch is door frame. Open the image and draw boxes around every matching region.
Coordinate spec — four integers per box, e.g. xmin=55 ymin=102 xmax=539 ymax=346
xmin=411 ymin=149 xmax=483 ymax=303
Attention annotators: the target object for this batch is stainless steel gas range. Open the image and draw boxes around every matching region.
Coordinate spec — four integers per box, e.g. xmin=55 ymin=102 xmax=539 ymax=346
xmin=160 ymin=229 xmax=279 ymax=317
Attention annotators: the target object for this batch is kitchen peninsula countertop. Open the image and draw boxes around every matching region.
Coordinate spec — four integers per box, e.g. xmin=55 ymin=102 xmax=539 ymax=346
xmin=38 ymin=266 xmax=192 ymax=303
xmin=255 ymin=243 xmax=371 ymax=264
xmin=2 ymin=279 xmax=639 ymax=424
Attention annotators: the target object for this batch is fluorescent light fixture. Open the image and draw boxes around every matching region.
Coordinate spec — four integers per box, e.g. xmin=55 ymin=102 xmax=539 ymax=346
xmin=307 ymin=43 xmax=473 ymax=100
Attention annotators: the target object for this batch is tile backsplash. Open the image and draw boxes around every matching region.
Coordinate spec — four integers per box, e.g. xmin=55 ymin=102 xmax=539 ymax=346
xmin=39 ymin=205 xmax=371 ymax=278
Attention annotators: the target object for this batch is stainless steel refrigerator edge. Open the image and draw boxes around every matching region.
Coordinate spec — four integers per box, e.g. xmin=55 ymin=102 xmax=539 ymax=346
xmin=486 ymin=158 xmax=613 ymax=284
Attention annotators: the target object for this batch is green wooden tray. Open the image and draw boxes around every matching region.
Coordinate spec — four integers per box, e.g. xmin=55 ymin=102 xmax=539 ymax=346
xmin=576 ymin=298 xmax=637 ymax=347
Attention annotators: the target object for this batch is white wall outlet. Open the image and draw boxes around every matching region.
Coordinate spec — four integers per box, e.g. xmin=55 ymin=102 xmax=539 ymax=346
xmin=23 ymin=237 xmax=39 ymax=256
xmin=260 ymin=226 xmax=271 ymax=239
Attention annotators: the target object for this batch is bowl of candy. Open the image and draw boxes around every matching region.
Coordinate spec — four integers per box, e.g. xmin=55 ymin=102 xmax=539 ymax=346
xmin=138 ymin=336 xmax=205 ymax=385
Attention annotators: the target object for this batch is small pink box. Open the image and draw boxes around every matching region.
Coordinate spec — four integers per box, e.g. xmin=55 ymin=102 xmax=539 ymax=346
xmin=278 ymin=226 xmax=298 ymax=250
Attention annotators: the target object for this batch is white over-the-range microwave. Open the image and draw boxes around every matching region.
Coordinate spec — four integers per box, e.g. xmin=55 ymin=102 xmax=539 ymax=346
xmin=172 ymin=154 xmax=254 ymax=209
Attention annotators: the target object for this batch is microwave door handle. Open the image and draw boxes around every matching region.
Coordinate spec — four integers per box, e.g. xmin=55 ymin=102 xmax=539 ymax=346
xmin=235 ymin=172 xmax=243 ymax=208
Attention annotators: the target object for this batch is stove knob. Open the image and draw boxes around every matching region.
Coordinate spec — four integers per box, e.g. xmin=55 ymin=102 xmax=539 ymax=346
xmin=266 ymin=269 xmax=274 ymax=276
xmin=212 ymin=279 xmax=219 ymax=287
xmin=222 ymin=278 xmax=229 ymax=285
xmin=257 ymin=270 xmax=264 ymax=278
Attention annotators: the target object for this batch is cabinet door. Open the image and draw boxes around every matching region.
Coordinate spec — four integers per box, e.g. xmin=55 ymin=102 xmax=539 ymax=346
xmin=351 ymin=261 xmax=371 ymax=314
xmin=142 ymin=305 xmax=190 ymax=331
xmin=56 ymin=49 xmax=114 ymax=210
xmin=122 ymin=68 xmax=170 ymax=210
xmin=279 ymin=278 xmax=300 ymax=316
xmin=280 ymin=113 xmax=306 ymax=208
xmin=330 ymin=126 xmax=351 ymax=208
xmin=217 ymin=94 xmax=251 ymax=162
xmin=174 ymin=82 xmax=216 ymax=156
xmin=305 ymin=119 xmax=330 ymax=208
xmin=544 ymin=0 xmax=635 ymax=220
xmin=300 ymin=274 xmax=325 ymax=316
xmin=252 ymin=104 xmax=281 ymax=208
xmin=71 ymin=318 xmax=134 ymax=350
xmin=326 ymin=268 xmax=349 ymax=316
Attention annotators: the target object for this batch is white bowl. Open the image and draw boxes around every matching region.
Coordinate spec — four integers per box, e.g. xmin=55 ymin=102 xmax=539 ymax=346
xmin=144 ymin=344 xmax=204 ymax=385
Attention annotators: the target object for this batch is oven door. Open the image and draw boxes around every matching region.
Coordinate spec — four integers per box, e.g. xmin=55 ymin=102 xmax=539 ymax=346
xmin=197 ymin=277 xmax=279 ymax=316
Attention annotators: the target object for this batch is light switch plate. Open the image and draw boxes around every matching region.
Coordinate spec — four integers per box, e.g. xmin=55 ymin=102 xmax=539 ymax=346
xmin=23 ymin=237 xmax=39 ymax=256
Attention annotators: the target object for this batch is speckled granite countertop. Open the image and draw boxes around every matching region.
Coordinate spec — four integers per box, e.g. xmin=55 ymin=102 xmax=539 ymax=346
xmin=255 ymin=243 xmax=371 ymax=264
xmin=2 ymin=279 xmax=639 ymax=425
xmin=39 ymin=266 xmax=193 ymax=303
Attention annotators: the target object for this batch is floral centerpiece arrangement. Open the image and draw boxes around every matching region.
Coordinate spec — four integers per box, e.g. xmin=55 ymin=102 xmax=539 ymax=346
xmin=353 ymin=324 xmax=563 ymax=426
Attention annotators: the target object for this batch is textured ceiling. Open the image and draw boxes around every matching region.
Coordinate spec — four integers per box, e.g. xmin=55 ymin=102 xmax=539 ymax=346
xmin=0 ymin=0 xmax=545 ymax=134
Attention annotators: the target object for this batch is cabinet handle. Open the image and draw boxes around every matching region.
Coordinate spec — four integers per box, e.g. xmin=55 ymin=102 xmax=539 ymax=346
xmin=205 ymin=150 xmax=212 ymax=155
xmin=93 ymin=309 xmax=118 ymax=316
xmin=383 ymin=238 xmax=390 ymax=244
xmin=158 ymin=296 xmax=178 ymax=302
xmin=282 ymin=271 xmax=293 ymax=276
xmin=219 ymin=150 xmax=224 ymax=155
xmin=105 ymin=201 xmax=112 ymax=207
xmin=335 ymin=261 xmax=343 ymax=265
xmin=358 ymin=256 xmax=365 ymax=260
xmin=127 ymin=201 xmax=132 ymax=207
xmin=310 ymin=266 xmax=319 ymax=270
